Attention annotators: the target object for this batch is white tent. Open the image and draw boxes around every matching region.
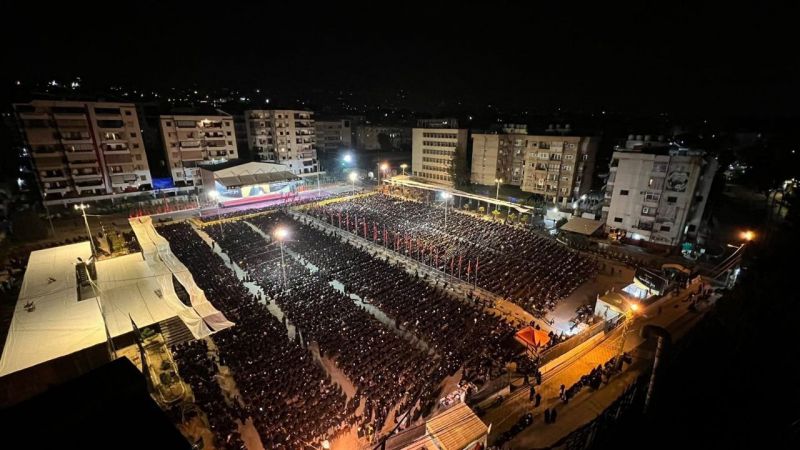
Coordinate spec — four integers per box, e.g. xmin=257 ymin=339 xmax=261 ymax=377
xmin=0 ymin=242 xmax=103 ymax=377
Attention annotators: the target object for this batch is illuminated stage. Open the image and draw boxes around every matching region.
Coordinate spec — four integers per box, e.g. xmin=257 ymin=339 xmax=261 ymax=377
xmin=199 ymin=161 xmax=303 ymax=207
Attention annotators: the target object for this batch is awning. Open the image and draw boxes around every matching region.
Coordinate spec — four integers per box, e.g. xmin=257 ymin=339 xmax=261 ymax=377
xmin=559 ymin=217 xmax=604 ymax=235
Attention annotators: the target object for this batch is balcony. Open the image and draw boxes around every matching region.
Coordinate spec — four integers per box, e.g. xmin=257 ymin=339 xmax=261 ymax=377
xmin=204 ymin=139 xmax=227 ymax=148
xmin=179 ymin=141 xmax=201 ymax=150
xmin=180 ymin=150 xmax=204 ymax=161
xmin=72 ymin=172 xmax=103 ymax=180
xmin=61 ymin=138 xmax=93 ymax=146
xmin=68 ymin=160 xmax=99 ymax=168
xmin=111 ymin=174 xmax=139 ymax=185
xmin=43 ymin=185 xmax=71 ymax=195
xmin=40 ymin=173 xmax=69 ymax=182
xmin=103 ymin=143 xmax=130 ymax=154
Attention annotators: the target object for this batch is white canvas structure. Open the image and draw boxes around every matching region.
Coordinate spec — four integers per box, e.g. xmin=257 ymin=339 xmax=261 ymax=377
xmin=0 ymin=242 xmax=100 ymax=376
xmin=129 ymin=216 xmax=234 ymax=332
xmin=0 ymin=236 xmax=227 ymax=378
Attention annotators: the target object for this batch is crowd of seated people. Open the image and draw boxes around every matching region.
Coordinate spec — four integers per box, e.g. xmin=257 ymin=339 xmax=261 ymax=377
xmin=171 ymin=339 xmax=246 ymax=450
xmin=305 ymin=194 xmax=597 ymax=317
xmin=206 ymin=220 xmax=442 ymax=435
xmin=158 ymin=223 xmax=349 ymax=449
xmin=249 ymin=212 xmax=519 ymax=385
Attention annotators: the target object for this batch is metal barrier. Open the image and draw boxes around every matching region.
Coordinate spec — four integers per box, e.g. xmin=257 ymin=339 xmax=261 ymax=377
xmin=540 ymin=319 xmax=607 ymax=365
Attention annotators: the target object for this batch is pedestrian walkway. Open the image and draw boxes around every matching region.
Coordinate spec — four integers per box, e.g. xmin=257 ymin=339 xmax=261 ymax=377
xmin=484 ymin=278 xmax=718 ymax=447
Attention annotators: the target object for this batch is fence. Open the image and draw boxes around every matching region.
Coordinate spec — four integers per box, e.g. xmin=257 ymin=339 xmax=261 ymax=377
xmin=539 ymin=319 xmax=608 ymax=366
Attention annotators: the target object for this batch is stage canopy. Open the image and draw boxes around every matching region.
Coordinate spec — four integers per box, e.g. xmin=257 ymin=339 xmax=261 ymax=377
xmin=559 ymin=217 xmax=604 ymax=236
xmin=202 ymin=161 xmax=299 ymax=188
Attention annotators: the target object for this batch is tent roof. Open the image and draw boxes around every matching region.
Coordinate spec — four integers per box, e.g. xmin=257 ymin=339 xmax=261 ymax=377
xmin=0 ymin=242 xmax=102 ymax=377
xmin=202 ymin=161 xmax=299 ymax=187
xmin=0 ymin=245 xmax=181 ymax=377
xmin=515 ymin=326 xmax=551 ymax=348
xmin=560 ymin=217 xmax=604 ymax=235
xmin=426 ymin=403 xmax=487 ymax=450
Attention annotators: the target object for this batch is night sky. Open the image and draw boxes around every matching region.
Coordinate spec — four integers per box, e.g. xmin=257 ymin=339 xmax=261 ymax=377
xmin=3 ymin=2 xmax=799 ymax=116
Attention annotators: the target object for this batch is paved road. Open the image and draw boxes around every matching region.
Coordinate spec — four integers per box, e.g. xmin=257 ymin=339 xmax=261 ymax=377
xmin=483 ymin=281 xmax=715 ymax=448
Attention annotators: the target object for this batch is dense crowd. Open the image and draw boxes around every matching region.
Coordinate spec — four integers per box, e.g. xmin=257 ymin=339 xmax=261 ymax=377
xmin=159 ymin=223 xmax=349 ymax=449
xmin=306 ymin=194 xmax=598 ymax=316
xmin=205 ymin=212 xmax=519 ymax=438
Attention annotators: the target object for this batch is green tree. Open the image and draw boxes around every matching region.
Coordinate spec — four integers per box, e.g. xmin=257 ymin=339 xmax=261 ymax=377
xmin=447 ymin=145 xmax=469 ymax=188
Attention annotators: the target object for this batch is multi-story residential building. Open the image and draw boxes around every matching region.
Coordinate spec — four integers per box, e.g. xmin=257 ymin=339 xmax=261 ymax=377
xmin=314 ymin=119 xmax=352 ymax=155
xmin=159 ymin=114 xmax=238 ymax=186
xmin=245 ymin=110 xmax=318 ymax=174
xmin=602 ymin=143 xmax=718 ymax=247
xmin=13 ymin=100 xmax=152 ymax=198
xmin=411 ymin=128 xmax=469 ymax=187
xmin=417 ymin=118 xmax=459 ymax=129
xmin=471 ymin=130 xmax=598 ymax=204
xmin=354 ymin=125 xmax=411 ymax=151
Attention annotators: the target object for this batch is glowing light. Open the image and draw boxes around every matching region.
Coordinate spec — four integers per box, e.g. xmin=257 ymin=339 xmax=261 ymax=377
xmin=741 ymin=230 xmax=755 ymax=242
xmin=274 ymin=227 xmax=289 ymax=241
xmin=348 ymin=172 xmax=358 ymax=182
xmin=343 ymin=153 xmax=353 ymax=163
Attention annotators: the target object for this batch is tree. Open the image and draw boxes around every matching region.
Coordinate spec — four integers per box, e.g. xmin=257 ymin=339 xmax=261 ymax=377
xmin=447 ymin=145 xmax=469 ymax=188
xmin=491 ymin=209 xmax=501 ymax=221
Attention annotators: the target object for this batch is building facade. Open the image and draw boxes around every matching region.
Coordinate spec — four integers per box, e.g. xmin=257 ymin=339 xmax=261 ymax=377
xmin=14 ymin=100 xmax=152 ymax=198
xmin=314 ymin=119 xmax=352 ymax=155
xmin=159 ymin=114 xmax=238 ymax=186
xmin=245 ymin=110 xmax=318 ymax=174
xmin=355 ymin=125 xmax=411 ymax=151
xmin=471 ymin=132 xmax=598 ymax=204
xmin=602 ymin=145 xmax=718 ymax=247
xmin=411 ymin=128 xmax=468 ymax=187
xmin=417 ymin=118 xmax=459 ymax=129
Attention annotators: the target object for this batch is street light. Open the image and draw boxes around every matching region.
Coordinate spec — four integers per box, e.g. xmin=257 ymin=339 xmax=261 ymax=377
xmin=343 ymin=153 xmax=353 ymax=163
xmin=349 ymin=172 xmax=358 ymax=196
xmin=441 ymin=192 xmax=452 ymax=230
xmin=274 ymin=227 xmax=289 ymax=289
xmin=494 ymin=178 xmax=503 ymax=210
xmin=400 ymin=163 xmax=408 ymax=176
xmin=616 ymin=302 xmax=640 ymax=366
xmin=207 ymin=191 xmax=224 ymax=239
xmin=740 ymin=230 xmax=755 ymax=242
xmin=74 ymin=203 xmax=97 ymax=257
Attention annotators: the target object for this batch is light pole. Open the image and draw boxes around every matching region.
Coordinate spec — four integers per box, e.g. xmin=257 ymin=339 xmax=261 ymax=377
xmin=494 ymin=178 xmax=503 ymax=211
xmin=616 ymin=302 xmax=640 ymax=366
xmin=380 ymin=162 xmax=389 ymax=188
xmin=441 ymin=192 xmax=452 ymax=231
xmin=208 ymin=190 xmax=224 ymax=239
xmin=74 ymin=203 xmax=97 ymax=257
xmin=400 ymin=163 xmax=408 ymax=176
xmin=349 ymin=172 xmax=358 ymax=196
xmin=275 ymin=227 xmax=289 ymax=289
xmin=78 ymin=260 xmax=115 ymax=360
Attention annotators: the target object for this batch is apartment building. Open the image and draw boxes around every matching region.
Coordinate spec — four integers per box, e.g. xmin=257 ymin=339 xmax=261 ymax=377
xmin=245 ymin=110 xmax=318 ymax=174
xmin=159 ymin=114 xmax=238 ymax=185
xmin=354 ymin=125 xmax=411 ymax=151
xmin=411 ymin=128 xmax=468 ymax=187
xmin=314 ymin=119 xmax=352 ymax=154
xmin=471 ymin=130 xmax=598 ymax=204
xmin=602 ymin=143 xmax=718 ymax=247
xmin=417 ymin=118 xmax=459 ymax=129
xmin=14 ymin=100 xmax=152 ymax=198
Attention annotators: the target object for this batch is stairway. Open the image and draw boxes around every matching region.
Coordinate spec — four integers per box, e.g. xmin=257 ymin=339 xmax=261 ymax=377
xmin=158 ymin=316 xmax=194 ymax=347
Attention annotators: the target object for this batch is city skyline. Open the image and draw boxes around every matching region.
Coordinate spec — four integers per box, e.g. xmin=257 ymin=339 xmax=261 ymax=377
xmin=3 ymin=3 xmax=799 ymax=117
